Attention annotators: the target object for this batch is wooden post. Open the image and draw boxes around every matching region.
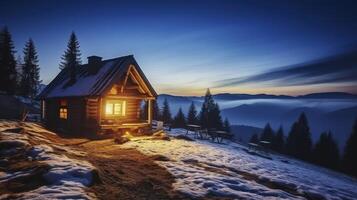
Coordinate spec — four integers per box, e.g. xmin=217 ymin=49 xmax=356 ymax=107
xmin=147 ymin=99 xmax=152 ymax=125
xmin=41 ymin=100 xmax=45 ymax=120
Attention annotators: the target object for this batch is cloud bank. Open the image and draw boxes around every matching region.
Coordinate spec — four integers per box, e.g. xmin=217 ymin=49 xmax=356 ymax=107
xmin=216 ymin=49 xmax=357 ymax=88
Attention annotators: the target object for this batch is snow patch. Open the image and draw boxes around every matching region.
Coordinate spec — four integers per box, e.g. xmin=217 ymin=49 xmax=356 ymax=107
xmin=122 ymin=128 xmax=357 ymax=199
xmin=0 ymin=121 xmax=96 ymax=199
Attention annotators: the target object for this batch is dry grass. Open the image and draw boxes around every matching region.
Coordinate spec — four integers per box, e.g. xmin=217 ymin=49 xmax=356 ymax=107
xmin=80 ymin=139 xmax=188 ymax=200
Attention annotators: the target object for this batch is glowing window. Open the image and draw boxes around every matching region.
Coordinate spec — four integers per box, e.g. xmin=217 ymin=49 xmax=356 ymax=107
xmin=105 ymin=100 xmax=126 ymax=116
xmin=59 ymin=108 xmax=68 ymax=119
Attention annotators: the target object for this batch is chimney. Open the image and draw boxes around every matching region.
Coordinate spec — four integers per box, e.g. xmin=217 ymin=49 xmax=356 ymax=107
xmin=87 ymin=56 xmax=103 ymax=75
xmin=87 ymin=55 xmax=102 ymax=65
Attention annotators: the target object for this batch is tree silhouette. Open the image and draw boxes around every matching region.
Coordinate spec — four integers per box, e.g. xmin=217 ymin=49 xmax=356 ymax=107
xmin=272 ymin=126 xmax=285 ymax=153
xmin=250 ymin=133 xmax=259 ymax=144
xmin=172 ymin=107 xmax=186 ymax=128
xmin=160 ymin=98 xmax=172 ymax=124
xmin=223 ymin=118 xmax=231 ymax=133
xmin=313 ymin=131 xmax=340 ymax=170
xmin=286 ymin=113 xmax=312 ymax=161
xmin=343 ymin=119 xmax=357 ymax=177
xmin=260 ymin=123 xmax=274 ymax=142
xmin=153 ymin=100 xmax=160 ymax=120
xmin=20 ymin=38 xmax=40 ymax=98
xmin=211 ymin=103 xmax=223 ymax=130
xmin=60 ymin=32 xmax=81 ymax=84
xmin=199 ymin=89 xmax=215 ymax=129
xmin=0 ymin=27 xmax=17 ymax=94
xmin=199 ymin=89 xmax=223 ymax=129
xmin=187 ymin=101 xmax=198 ymax=125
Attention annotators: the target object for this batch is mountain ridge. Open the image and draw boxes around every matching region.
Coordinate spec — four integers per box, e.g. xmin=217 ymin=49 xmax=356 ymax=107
xmin=159 ymin=92 xmax=357 ymax=100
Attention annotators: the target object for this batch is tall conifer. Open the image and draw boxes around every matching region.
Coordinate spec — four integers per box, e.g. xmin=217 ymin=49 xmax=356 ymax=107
xmin=0 ymin=27 xmax=17 ymax=94
xmin=60 ymin=32 xmax=81 ymax=84
xmin=173 ymin=108 xmax=186 ymax=128
xmin=313 ymin=131 xmax=340 ymax=170
xmin=161 ymin=98 xmax=172 ymax=124
xmin=21 ymin=38 xmax=40 ymax=98
xmin=272 ymin=126 xmax=285 ymax=153
xmin=286 ymin=113 xmax=312 ymax=161
xmin=187 ymin=101 xmax=198 ymax=125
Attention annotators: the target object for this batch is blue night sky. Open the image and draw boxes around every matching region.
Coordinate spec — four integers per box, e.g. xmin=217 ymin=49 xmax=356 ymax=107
xmin=1 ymin=0 xmax=357 ymax=95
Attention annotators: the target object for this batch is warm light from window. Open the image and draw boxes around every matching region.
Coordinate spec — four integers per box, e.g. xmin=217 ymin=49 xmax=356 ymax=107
xmin=59 ymin=108 xmax=67 ymax=119
xmin=105 ymin=100 xmax=126 ymax=116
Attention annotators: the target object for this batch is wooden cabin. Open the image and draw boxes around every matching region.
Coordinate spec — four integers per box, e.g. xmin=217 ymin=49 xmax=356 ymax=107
xmin=37 ymin=55 xmax=157 ymax=135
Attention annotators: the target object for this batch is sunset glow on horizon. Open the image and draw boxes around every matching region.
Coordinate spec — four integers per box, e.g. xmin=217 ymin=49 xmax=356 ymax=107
xmin=1 ymin=0 xmax=357 ymax=96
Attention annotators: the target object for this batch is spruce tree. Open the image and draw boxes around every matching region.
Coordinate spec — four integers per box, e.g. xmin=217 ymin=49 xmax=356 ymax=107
xmin=343 ymin=119 xmax=357 ymax=177
xmin=199 ymin=89 xmax=223 ymax=129
xmin=187 ymin=101 xmax=198 ymax=125
xmin=161 ymin=98 xmax=172 ymax=124
xmin=272 ymin=126 xmax=285 ymax=153
xmin=260 ymin=123 xmax=275 ymax=142
xmin=250 ymin=133 xmax=259 ymax=144
xmin=153 ymin=100 xmax=160 ymax=120
xmin=20 ymin=38 xmax=40 ymax=98
xmin=172 ymin=108 xmax=186 ymax=128
xmin=286 ymin=113 xmax=313 ymax=161
xmin=313 ymin=131 xmax=340 ymax=170
xmin=0 ymin=27 xmax=17 ymax=94
xmin=223 ymin=117 xmax=231 ymax=133
xmin=60 ymin=32 xmax=81 ymax=84
xmin=211 ymin=103 xmax=223 ymax=130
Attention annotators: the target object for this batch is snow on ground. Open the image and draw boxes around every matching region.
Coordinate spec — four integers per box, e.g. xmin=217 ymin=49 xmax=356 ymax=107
xmin=0 ymin=121 xmax=96 ymax=200
xmin=122 ymin=129 xmax=357 ymax=200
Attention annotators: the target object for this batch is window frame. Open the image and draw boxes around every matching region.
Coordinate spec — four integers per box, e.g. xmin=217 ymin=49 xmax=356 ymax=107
xmin=59 ymin=99 xmax=68 ymax=120
xmin=105 ymin=100 xmax=126 ymax=117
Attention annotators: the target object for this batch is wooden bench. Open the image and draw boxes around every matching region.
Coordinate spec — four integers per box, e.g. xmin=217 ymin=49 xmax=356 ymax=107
xmin=207 ymin=130 xmax=233 ymax=143
xmin=185 ymin=124 xmax=201 ymax=138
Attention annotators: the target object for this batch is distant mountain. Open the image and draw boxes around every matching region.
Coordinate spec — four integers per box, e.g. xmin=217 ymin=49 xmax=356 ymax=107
xmin=159 ymin=92 xmax=357 ymax=102
xmin=297 ymin=92 xmax=357 ymax=99
xmin=212 ymin=93 xmax=293 ymax=100
xmin=221 ymin=102 xmax=292 ymax=127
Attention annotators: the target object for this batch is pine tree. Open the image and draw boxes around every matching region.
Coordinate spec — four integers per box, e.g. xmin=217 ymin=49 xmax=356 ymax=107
xmin=172 ymin=108 xmax=186 ymax=128
xmin=313 ymin=131 xmax=340 ymax=170
xmin=223 ymin=118 xmax=231 ymax=133
xmin=153 ymin=100 xmax=160 ymax=120
xmin=199 ymin=89 xmax=223 ymax=129
xmin=187 ymin=101 xmax=198 ymax=125
xmin=199 ymin=89 xmax=215 ymax=129
xmin=272 ymin=126 xmax=285 ymax=153
xmin=260 ymin=123 xmax=275 ymax=142
xmin=161 ymin=98 xmax=172 ymax=124
xmin=60 ymin=32 xmax=81 ymax=84
xmin=0 ymin=27 xmax=17 ymax=94
xmin=211 ymin=103 xmax=223 ymax=129
xmin=20 ymin=39 xmax=40 ymax=98
xmin=286 ymin=113 xmax=313 ymax=161
xmin=343 ymin=119 xmax=357 ymax=177
xmin=250 ymin=133 xmax=259 ymax=144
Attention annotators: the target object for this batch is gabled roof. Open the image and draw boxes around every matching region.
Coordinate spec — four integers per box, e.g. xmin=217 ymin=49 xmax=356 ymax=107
xmin=38 ymin=55 xmax=157 ymax=99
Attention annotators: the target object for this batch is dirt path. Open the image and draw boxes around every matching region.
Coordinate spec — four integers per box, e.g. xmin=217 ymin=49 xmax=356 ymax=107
xmin=0 ymin=121 xmax=190 ymax=200
xmin=77 ymin=139 xmax=188 ymax=200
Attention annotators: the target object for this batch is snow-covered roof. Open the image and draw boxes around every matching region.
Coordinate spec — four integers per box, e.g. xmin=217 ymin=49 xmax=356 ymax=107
xmin=38 ymin=55 xmax=157 ymax=99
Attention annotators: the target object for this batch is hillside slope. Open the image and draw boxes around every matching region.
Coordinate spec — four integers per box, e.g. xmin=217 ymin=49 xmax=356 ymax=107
xmin=123 ymin=129 xmax=357 ymax=199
